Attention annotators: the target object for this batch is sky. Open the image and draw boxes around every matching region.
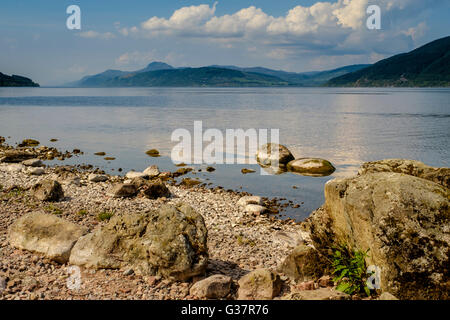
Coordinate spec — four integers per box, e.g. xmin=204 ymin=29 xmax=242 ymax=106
xmin=1 ymin=0 xmax=449 ymax=85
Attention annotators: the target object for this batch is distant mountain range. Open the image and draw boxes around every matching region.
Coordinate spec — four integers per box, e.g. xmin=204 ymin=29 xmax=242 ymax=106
xmin=326 ymin=36 xmax=450 ymax=87
xmin=68 ymin=62 xmax=370 ymax=88
xmin=0 ymin=72 xmax=39 ymax=87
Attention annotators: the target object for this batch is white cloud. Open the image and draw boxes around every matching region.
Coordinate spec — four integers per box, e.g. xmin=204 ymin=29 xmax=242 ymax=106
xmin=115 ymin=50 xmax=183 ymax=68
xmin=78 ymin=30 xmax=116 ymax=40
xmin=112 ymin=0 xmax=440 ymax=70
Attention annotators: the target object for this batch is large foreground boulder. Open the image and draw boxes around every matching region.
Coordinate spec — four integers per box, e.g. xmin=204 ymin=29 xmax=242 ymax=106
xmin=359 ymin=159 xmax=450 ymax=189
xmin=8 ymin=212 xmax=87 ymax=263
xmin=69 ymin=203 xmax=208 ymax=281
xmin=306 ymin=164 xmax=449 ymax=299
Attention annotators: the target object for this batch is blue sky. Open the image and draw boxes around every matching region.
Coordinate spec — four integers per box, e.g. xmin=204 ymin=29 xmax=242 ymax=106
xmin=1 ymin=0 xmax=449 ymax=85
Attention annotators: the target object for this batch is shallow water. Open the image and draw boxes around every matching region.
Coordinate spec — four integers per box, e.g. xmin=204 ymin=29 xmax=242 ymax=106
xmin=0 ymin=87 xmax=449 ymax=220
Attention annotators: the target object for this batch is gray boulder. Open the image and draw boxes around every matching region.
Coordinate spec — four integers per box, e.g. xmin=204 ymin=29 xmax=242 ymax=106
xmin=69 ymin=203 xmax=208 ymax=281
xmin=8 ymin=211 xmax=87 ymax=263
xmin=31 ymin=179 xmax=64 ymax=202
xmin=305 ymin=167 xmax=449 ymax=299
xmin=237 ymin=269 xmax=282 ymax=300
xmin=190 ymin=275 xmax=232 ymax=299
xmin=256 ymin=143 xmax=294 ymax=167
xmin=109 ymin=183 xmax=138 ymax=198
xmin=359 ymin=159 xmax=449 ymax=189
xmin=287 ymin=158 xmax=335 ymax=176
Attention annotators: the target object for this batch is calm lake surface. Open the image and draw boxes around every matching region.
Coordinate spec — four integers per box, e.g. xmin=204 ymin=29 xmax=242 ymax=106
xmin=0 ymin=87 xmax=449 ymax=220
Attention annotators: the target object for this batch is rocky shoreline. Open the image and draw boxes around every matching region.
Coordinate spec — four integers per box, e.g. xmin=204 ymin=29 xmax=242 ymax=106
xmin=0 ymin=139 xmax=448 ymax=300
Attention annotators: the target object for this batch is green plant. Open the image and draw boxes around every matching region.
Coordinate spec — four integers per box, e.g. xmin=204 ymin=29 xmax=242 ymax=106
xmin=97 ymin=211 xmax=114 ymax=221
xmin=77 ymin=209 xmax=88 ymax=216
xmin=45 ymin=204 xmax=63 ymax=215
xmin=331 ymin=244 xmax=371 ymax=296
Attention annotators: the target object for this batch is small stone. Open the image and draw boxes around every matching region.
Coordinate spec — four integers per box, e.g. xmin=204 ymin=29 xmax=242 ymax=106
xmin=189 ymin=275 xmax=232 ymax=299
xmin=296 ymin=280 xmax=315 ymax=291
xmin=0 ymin=277 xmax=6 ymax=293
xmin=244 ymin=204 xmax=266 ymax=215
xmin=237 ymin=196 xmax=262 ymax=207
xmin=29 ymin=167 xmax=45 ymax=176
xmin=143 ymin=180 xmax=171 ymax=199
xmin=143 ymin=165 xmax=160 ymax=178
xmin=125 ymin=171 xmax=148 ymax=179
xmin=110 ymin=183 xmax=138 ymax=198
xmin=379 ymin=292 xmax=399 ymax=300
xmin=123 ymin=268 xmax=134 ymax=276
xmin=22 ymin=159 xmax=43 ymax=167
xmin=31 ymin=179 xmax=64 ymax=202
xmin=237 ymin=269 xmax=282 ymax=300
xmin=318 ymin=275 xmax=333 ymax=287
xmin=88 ymin=174 xmax=108 ymax=182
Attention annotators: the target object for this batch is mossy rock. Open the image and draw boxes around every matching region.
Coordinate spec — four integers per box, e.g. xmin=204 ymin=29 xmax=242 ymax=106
xmin=145 ymin=149 xmax=160 ymax=157
xmin=287 ymin=158 xmax=335 ymax=176
xmin=19 ymin=139 xmax=40 ymax=147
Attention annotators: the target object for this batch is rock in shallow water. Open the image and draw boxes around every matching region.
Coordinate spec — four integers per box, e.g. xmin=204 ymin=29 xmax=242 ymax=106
xmin=256 ymin=143 xmax=294 ymax=167
xmin=287 ymin=158 xmax=335 ymax=176
xmin=69 ymin=203 xmax=208 ymax=281
xmin=8 ymin=211 xmax=87 ymax=263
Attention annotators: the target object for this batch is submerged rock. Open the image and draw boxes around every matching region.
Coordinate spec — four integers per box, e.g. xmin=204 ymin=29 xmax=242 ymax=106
xmin=145 ymin=149 xmax=160 ymax=157
xmin=8 ymin=211 xmax=87 ymax=263
xmin=69 ymin=203 xmax=208 ymax=281
xmin=19 ymin=139 xmax=40 ymax=147
xmin=256 ymin=143 xmax=294 ymax=167
xmin=305 ymin=162 xmax=450 ymax=300
xmin=287 ymin=158 xmax=335 ymax=176
xmin=241 ymin=168 xmax=256 ymax=174
xmin=31 ymin=179 xmax=64 ymax=202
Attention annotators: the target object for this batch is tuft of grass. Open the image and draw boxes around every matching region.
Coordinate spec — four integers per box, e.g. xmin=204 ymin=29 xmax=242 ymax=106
xmin=45 ymin=204 xmax=63 ymax=215
xmin=97 ymin=211 xmax=114 ymax=221
xmin=236 ymin=234 xmax=256 ymax=247
xmin=77 ymin=209 xmax=88 ymax=216
xmin=331 ymin=244 xmax=372 ymax=297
